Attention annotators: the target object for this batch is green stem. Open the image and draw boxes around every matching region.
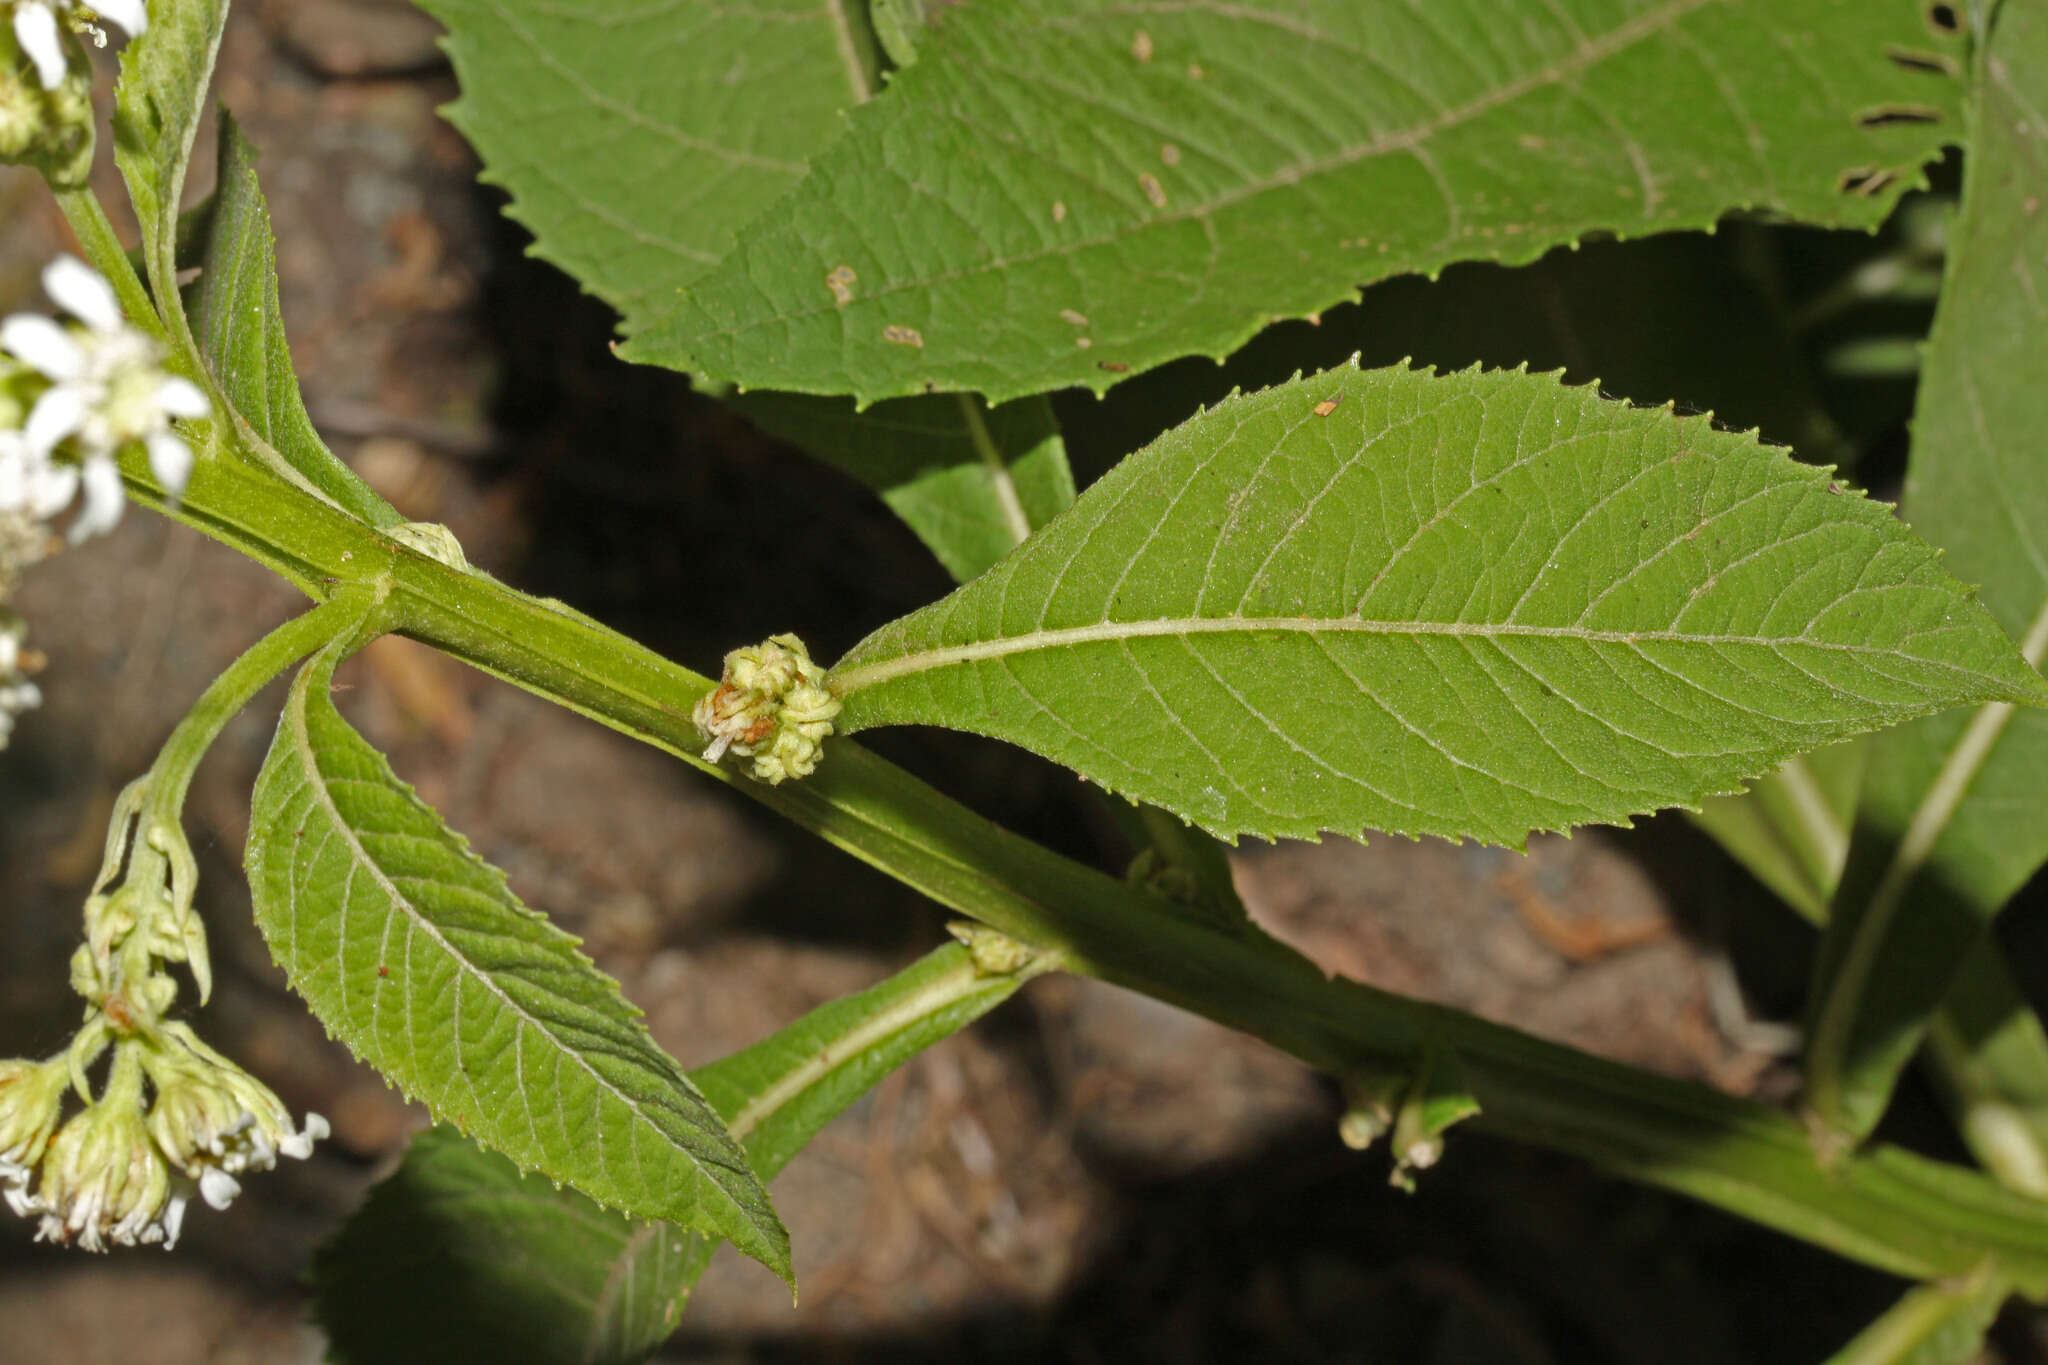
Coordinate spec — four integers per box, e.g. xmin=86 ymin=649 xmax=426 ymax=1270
xmin=143 ymin=588 xmax=384 ymax=820
xmin=110 ymin=441 xmax=2048 ymax=1295
xmin=53 ymin=187 xmax=163 ymax=344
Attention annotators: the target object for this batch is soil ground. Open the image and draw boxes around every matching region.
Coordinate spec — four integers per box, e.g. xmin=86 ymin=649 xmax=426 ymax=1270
xmin=1 ymin=6 xmax=2043 ymax=1362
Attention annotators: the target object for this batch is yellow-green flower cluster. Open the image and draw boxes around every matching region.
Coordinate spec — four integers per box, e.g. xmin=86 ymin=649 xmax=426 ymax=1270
xmin=691 ymin=633 xmax=842 ymax=784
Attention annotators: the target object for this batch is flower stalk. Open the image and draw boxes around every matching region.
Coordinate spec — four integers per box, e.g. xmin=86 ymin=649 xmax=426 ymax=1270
xmin=0 ymin=593 xmax=375 ymax=1248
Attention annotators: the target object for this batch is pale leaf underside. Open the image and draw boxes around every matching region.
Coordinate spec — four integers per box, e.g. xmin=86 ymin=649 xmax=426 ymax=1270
xmin=831 ymin=364 xmax=2044 ymax=846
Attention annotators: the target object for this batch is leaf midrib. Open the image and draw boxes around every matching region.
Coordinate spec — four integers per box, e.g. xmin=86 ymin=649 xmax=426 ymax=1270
xmin=281 ymin=665 xmax=768 ymax=1238
xmin=831 ymin=613 xmax=1991 ymax=696
xmin=674 ymin=0 xmax=1711 ymax=347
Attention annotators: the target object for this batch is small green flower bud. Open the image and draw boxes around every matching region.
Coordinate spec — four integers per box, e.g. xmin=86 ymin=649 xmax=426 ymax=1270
xmin=0 ymin=22 xmax=94 ymax=188
xmin=0 ymin=1056 xmax=70 ymax=1205
xmin=691 ymin=633 xmax=842 ymax=785
xmin=945 ymin=921 xmax=1040 ymax=977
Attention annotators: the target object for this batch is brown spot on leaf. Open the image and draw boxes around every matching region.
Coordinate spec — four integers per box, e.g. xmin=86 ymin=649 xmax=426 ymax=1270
xmin=1925 ymin=2 xmax=1960 ymax=34
xmin=1139 ymin=172 xmax=1167 ymax=208
xmin=1060 ymin=308 xmax=1090 ymax=327
xmin=1097 ymin=360 xmax=1129 ymax=373
xmin=1052 ymin=199 xmax=1068 ymax=222
xmin=1161 ymin=143 xmax=1181 ymax=166
xmin=1132 ymin=29 xmax=1153 ymax=62
xmin=1313 ymin=397 xmax=1341 ymax=417
xmin=883 ymin=325 xmax=925 ymax=348
xmin=825 ymin=264 xmax=857 ymax=306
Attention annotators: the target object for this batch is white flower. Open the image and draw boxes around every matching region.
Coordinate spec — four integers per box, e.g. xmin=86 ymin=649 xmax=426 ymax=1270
xmin=10 ymin=0 xmax=146 ymax=90
xmin=0 ymin=254 xmax=207 ymax=542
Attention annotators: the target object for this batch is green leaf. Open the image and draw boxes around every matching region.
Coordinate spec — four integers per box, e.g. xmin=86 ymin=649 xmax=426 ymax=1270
xmin=415 ymin=0 xmax=878 ymax=331
xmin=187 ymin=116 xmax=402 ymax=529
xmin=113 ymin=0 xmax=227 ymax=314
xmin=314 ymin=1130 xmax=703 ymax=1365
xmin=1820 ymin=1263 xmax=2006 ymax=1365
xmin=1927 ymin=938 xmax=2048 ymax=1199
xmin=1691 ymin=744 xmax=1865 ymax=923
xmin=246 ymin=643 xmax=792 ymax=1286
xmin=734 ymin=391 xmax=1075 ymax=582
xmin=629 ymin=0 xmax=1969 ymax=402
xmin=314 ymin=944 xmax=1032 ymax=1364
xmin=828 ymin=362 xmax=2046 ymax=846
xmin=1803 ymin=0 xmax=2048 ymax=1146
xmin=693 ymin=937 xmax=1039 ymax=1174
xmin=422 ymin=0 xmax=1074 ymax=588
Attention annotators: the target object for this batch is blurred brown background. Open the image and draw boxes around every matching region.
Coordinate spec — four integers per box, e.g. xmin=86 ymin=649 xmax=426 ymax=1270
xmin=0 ymin=3 xmax=2029 ymax=1361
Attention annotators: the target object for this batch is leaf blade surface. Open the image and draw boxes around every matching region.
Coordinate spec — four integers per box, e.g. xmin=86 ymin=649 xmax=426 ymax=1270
xmin=631 ymin=0 xmax=1968 ymax=400
xmin=247 ymin=644 xmax=791 ymax=1284
xmin=832 ymin=363 xmax=2043 ymax=845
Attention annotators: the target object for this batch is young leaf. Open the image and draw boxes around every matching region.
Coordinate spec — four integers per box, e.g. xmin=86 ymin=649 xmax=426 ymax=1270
xmin=1926 ymin=940 xmax=2048 ymax=1199
xmin=187 ymin=116 xmax=403 ymax=529
xmin=313 ymin=943 xmax=1033 ymax=1364
xmin=628 ymin=0 xmax=1969 ymax=402
xmin=1819 ymin=1263 xmax=2006 ymax=1365
xmin=733 ymin=390 xmax=1074 ymax=583
xmin=1686 ymin=741 xmax=2048 ymax=1192
xmin=1691 ymin=744 xmax=1865 ymax=923
xmin=246 ymin=643 xmax=792 ymax=1286
xmin=828 ymin=363 xmax=2046 ymax=846
xmin=1803 ymin=0 xmax=2048 ymax=1147
xmin=113 ymin=0 xmax=228 ymax=314
xmin=416 ymin=0 xmax=876 ymax=332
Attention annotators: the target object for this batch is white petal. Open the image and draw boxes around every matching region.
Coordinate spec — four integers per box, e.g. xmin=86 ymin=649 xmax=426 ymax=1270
xmin=13 ymin=4 xmax=66 ymax=90
xmin=145 ymin=432 xmax=192 ymax=496
xmin=154 ymin=376 xmax=210 ymax=420
xmin=280 ymin=1113 xmax=329 ymax=1160
xmin=1 ymin=314 xmax=84 ymax=381
xmin=26 ymin=461 xmax=79 ymax=519
xmin=23 ymin=386 xmax=87 ymax=458
xmin=90 ymin=0 xmax=147 ymax=38
xmin=159 ymin=1193 xmax=187 ymax=1250
xmin=42 ymin=256 xmax=124 ymax=334
xmin=197 ymin=1166 xmax=239 ymax=1210
xmin=69 ymin=456 xmax=124 ymax=542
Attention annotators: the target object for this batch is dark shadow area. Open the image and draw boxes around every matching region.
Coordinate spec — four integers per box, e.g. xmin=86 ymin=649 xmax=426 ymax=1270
xmin=668 ymin=1119 xmax=1901 ymax=1365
